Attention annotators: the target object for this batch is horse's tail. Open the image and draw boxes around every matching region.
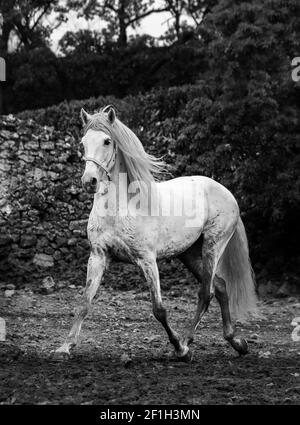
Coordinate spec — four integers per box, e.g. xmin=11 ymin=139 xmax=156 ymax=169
xmin=218 ymin=216 xmax=258 ymax=321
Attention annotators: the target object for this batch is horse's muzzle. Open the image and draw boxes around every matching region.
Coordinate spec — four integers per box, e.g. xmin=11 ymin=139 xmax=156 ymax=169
xmin=83 ymin=177 xmax=98 ymax=193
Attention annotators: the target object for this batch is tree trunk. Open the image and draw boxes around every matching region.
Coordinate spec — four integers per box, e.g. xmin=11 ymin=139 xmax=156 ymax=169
xmin=175 ymin=11 xmax=181 ymax=40
xmin=0 ymin=22 xmax=12 ymax=56
xmin=118 ymin=0 xmax=128 ymax=48
xmin=118 ymin=20 xmax=127 ymax=47
xmin=14 ymin=21 xmax=31 ymax=48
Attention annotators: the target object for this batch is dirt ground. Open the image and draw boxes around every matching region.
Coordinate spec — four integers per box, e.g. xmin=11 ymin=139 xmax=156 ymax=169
xmin=0 ymin=280 xmax=300 ymax=405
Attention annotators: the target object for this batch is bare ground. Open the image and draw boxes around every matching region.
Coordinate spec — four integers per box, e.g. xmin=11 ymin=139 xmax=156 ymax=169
xmin=0 ymin=283 xmax=300 ymax=405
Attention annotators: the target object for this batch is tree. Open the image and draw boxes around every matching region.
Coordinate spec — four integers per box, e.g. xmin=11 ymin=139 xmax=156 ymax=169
xmin=0 ymin=0 xmax=65 ymax=54
xmin=59 ymin=29 xmax=105 ymax=55
xmin=160 ymin=1 xmax=217 ymax=43
xmin=67 ymin=0 xmax=168 ymax=48
xmin=162 ymin=0 xmax=186 ymax=41
xmin=185 ymin=0 xmax=217 ymax=27
xmin=0 ymin=0 xmax=66 ymax=114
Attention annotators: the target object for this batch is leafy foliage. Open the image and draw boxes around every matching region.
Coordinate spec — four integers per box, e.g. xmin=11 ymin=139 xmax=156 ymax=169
xmin=4 ymin=39 xmax=204 ymax=112
xmin=65 ymin=0 xmax=168 ymax=47
xmin=0 ymin=0 xmax=65 ymax=54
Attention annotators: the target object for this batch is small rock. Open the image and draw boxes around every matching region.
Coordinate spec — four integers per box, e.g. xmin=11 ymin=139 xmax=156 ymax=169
xmin=20 ymin=235 xmax=37 ymax=248
xmin=120 ymin=353 xmax=132 ymax=367
xmin=24 ymin=286 xmax=34 ymax=295
xmin=258 ymin=350 xmax=271 ymax=358
xmin=67 ymin=238 xmax=77 ymax=246
xmin=56 ymin=237 xmax=67 ymax=247
xmin=53 ymin=251 xmax=61 ymax=261
xmin=68 ymin=185 xmax=80 ymax=195
xmin=33 ymin=253 xmax=54 ymax=268
xmin=6 ymin=283 xmax=16 ymax=290
xmin=40 ymin=276 xmax=56 ymax=294
xmin=4 ymin=289 xmax=15 ymax=298
xmin=249 ymin=333 xmax=260 ymax=340
xmin=144 ymin=335 xmax=161 ymax=343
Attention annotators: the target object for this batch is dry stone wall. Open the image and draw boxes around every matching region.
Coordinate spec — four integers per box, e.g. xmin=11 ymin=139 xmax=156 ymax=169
xmin=0 ymin=115 xmax=92 ymax=285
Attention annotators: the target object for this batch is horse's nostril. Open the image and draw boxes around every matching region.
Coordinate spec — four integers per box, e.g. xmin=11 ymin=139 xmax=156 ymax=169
xmin=91 ymin=178 xmax=97 ymax=186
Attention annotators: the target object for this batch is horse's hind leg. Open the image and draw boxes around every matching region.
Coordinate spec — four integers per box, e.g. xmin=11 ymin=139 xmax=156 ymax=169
xmin=179 ymin=232 xmax=234 ymax=355
xmin=214 ymin=275 xmax=248 ymax=355
xmin=178 ymin=239 xmax=211 ymax=349
xmin=137 ymin=255 xmax=188 ymax=359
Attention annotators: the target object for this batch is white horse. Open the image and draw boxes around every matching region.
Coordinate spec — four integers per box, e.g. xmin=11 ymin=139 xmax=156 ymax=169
xmin=55 ymin=105 xmax=258 ymax=361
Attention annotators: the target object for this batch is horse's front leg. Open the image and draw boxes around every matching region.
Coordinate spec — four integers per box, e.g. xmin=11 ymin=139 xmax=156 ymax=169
xmin=54 ymin=249 xmax=109 ymax=358
xmin=137 ymin=255 xmax=188 ymax=360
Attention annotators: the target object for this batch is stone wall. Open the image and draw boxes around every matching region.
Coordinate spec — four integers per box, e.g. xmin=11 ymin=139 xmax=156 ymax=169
xmin=0 ymin=115 xmax=92 ymax=285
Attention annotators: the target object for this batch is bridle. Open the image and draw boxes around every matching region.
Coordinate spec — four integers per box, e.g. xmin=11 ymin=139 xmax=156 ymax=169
xmin=83 ymin=141 xmax=117 ymax=181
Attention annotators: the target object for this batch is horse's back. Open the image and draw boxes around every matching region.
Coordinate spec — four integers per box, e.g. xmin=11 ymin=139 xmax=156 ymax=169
xmin=154 ymin=175 xmax=239 ymax=258
xmin=158 ymin=175 xmax=238 ymax=217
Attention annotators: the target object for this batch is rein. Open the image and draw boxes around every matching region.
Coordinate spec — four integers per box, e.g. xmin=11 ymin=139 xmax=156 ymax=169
xmin=83 ymin=142 xmax=116 ymax=181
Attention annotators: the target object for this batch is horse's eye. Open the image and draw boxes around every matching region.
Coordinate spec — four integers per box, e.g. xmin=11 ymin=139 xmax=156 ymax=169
xmin=104 ymin=138 xmax=111 ymax=146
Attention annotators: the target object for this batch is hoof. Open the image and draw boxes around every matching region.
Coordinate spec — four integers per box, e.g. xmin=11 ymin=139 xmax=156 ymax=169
xmin=232 ymin=338 xmax=249 ymax=355
xmin=176 ymin=349 xmax=193 ymax=363
xmin=51 ymin=348 xmax=71 ymax=362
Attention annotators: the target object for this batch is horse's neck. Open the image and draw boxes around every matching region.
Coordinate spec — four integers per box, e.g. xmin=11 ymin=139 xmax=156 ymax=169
xmin=110 ymin=150 xmax=128 ymax=203
xmin=93 ymin=151 xmax=159 ymax=216
xmin=111 ymin=150 xmax=127 ymax=183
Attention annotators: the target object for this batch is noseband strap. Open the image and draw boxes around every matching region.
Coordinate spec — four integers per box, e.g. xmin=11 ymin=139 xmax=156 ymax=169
xmin=83 ymin=143 xmax=116 ymax=181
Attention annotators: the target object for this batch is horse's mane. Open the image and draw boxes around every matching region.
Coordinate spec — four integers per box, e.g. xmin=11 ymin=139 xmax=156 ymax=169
xmin=83 ymin=108 xmax=166 ymax=187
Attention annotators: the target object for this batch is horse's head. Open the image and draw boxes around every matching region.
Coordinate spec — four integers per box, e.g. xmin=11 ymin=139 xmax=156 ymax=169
xmin=80 ymin=106 xmax=117 ymax=193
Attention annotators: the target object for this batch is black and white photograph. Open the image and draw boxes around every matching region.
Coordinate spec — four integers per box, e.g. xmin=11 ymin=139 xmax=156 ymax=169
xmin=0 ymin=0 xmax=299 ymax=409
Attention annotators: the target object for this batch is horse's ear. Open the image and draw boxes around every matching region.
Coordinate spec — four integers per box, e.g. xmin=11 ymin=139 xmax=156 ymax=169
xmin=107 ymin=107 xmax=116 ymax=124
xmin=80 ymin=108 xmax=91 ymax=126
xmin=102 ymin=104 xmax=116 ymax=124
